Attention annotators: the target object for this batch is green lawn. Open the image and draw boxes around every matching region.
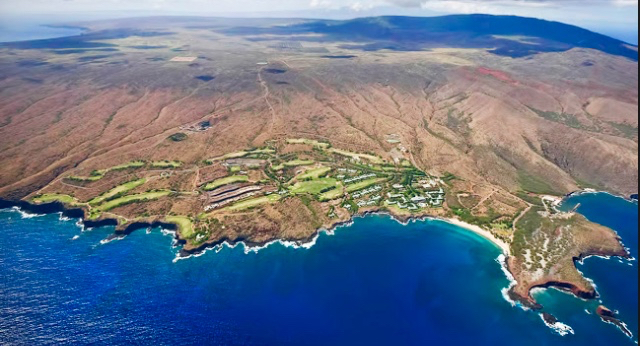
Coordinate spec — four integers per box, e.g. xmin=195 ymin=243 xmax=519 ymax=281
xmin=289 ymin=178 xmax=339 ymax=195
xmin=227 ymin=194 xmax=281 ymax=211
xmin=297 ymin=166 xmax=332 ymax=180
xmin=209 ymin=148 xmax=275 ymax=162
xmin=68 ymin=175 xmax=104 ymax=182
xmin=209 ymin=151 xmax=249 ymax=162
xmin=286 ymin=138 xmax=330 ymax=149
xmin=330 ymin=149 xmax=384 ymax=164
xmin=32 ymin=194 xmax=79 ymax=205
xmin=94 ymin=190 xmax=172 ymax=212
xmin=88 ymin=178 xmax=147 ymax=206
xmin=151 ymin=160 xmax=182 ymax=169
xmin=165 ymin=216 xmax=194 ymax=239
xmin=319 ymin=186 xmax=344 ymax=201
xmin=108 ymin=161 xmax=146 ymax=172
xmin=68 ymin=161 xmax=146 ymax=182
xmin=251 ymin=148 xmax=276 ymax=155
xmin=203 ymin=175 xmax=249 ymax=191
xmin=284 ymin=159 xmax=315 ymax=167
xmin=345 ymin=178 xmax=386 ymax=193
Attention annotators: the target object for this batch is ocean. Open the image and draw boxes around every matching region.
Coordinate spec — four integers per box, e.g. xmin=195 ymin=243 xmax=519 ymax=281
xmin=0 ymin=18 xmax=84 ymax=43
xmin=0 ymin=192 xmax=637 ymax=345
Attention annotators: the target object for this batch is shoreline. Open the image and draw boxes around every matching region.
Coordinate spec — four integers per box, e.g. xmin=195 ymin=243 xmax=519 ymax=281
xmin=2 ymin=192 xmax=634 ymax=338
xmin=172 ymin=212 xmax=512 ymax=262
xmin=0 ymin=198 xmax=510 ymax=257
xmin=2 ymin=187 xmax=633 ymax=259
xmin=4 ymin=187 xmax=636 ymax=259
xmin=565 ymin=189 xmax=639 ymax=203
xmin=440 ymin=217 xmax=511 ymax=255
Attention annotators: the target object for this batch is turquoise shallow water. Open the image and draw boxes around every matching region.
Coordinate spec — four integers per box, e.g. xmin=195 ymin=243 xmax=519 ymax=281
xmin=0 ymin=192 xmax=637 ymax=345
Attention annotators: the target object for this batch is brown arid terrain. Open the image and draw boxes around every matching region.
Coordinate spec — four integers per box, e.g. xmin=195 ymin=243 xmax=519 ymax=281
xmin=507 ymin=198 xmax=630 ymax=306
xmin=0 ymin=15 xmax=637 ymax=326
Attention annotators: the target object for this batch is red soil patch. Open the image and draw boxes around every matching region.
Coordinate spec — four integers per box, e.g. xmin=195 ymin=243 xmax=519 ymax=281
xmin=476 ymin=67 xmax=517 ymax=84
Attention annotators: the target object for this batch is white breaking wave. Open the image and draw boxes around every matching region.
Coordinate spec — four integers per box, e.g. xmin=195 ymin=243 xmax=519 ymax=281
xmin=496 ymin=254 xmax=523 ymax=309
xmin=578 ymin=254 xmax=612 ymax=264
xmin=173 ymin=247 xmax=209 ymax=263
xmin=172 ymin=211 xmax=439 ymax=263
xmin=170 ymin=210 xmax=502 ymax=263
xmin=160 ymin=228 xmax=179 ymax=247
xmin=600 ymin=318 xmax=634 ymax=339
xmin=172 ymin=224 xmax=344 ymax=263
xmin=12 ymin=206 xmax=46 ymax=219
xmin=539 ymin=314 xmax=575 ymax=336
xmin=100 ymin=236 xmax=123 ymax=245
xmin=75 ymin=219 xmax=93 ymax=233
xmin=58 ymin=212 xmax=73 ymax=222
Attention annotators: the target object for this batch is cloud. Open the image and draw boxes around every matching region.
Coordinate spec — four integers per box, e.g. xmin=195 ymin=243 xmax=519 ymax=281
xmin=612 ymin=0 xmax=638 ymax=6
xmin=350 ymin=1 xmax=377 ymax=10
xmin=384 ymin=0 xmax=638 ymax=8
xmin=310 ymin=0 xmax=383 ymax=10
xmin=310 ymin=0 xmax=333 ymax=8
xmin=372 ymin=0 xmax=637 ymax=17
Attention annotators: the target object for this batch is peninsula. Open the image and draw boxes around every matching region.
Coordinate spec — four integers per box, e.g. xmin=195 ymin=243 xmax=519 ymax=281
xmin=20 ymin=139 xmax=630 ymax=318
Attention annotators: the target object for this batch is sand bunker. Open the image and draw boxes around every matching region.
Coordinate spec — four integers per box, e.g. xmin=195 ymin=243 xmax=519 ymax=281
xmin=170 ymin=56 xmax=198 ymax=62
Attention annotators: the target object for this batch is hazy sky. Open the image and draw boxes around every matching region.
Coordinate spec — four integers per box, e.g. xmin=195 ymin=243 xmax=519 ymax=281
xmin=0 ymin=0 xmax=637 ymax=43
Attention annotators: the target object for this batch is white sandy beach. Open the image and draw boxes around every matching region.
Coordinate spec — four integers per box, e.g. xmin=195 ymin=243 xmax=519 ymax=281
xmin=444 ymin=217 xmax=511 ymax=255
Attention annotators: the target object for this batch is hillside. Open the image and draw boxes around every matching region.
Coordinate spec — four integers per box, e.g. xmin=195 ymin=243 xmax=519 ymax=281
xmin=223 ymin=14 xmax=639 ymax=60
xmin=0 ymin=15 xmax=637 ymax=321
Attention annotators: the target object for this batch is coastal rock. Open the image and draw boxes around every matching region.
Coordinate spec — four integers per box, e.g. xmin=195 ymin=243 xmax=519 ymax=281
xmin=596 ymin=306 xmax=633 ymax=338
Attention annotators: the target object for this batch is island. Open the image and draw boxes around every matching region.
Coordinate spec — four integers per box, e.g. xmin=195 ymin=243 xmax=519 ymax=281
xmin=597 ymin=305 xmax=633 ymax=338
xmin=10 ymin=138 xmax=628 ymax=327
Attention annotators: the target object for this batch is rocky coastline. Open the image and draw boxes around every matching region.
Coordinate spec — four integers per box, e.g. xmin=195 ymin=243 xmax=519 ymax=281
xmin=507 ymin=247 xmax=631 ymax=311
xmin=1 ymin=191 xmax=632 ymax=332
xmin=0 ymin=198 xmax=175 ymax=241
xmin=597 ymin=306 xmax=633 ymax=338
xmin=1 ymin=198 xmax=508 ymax=261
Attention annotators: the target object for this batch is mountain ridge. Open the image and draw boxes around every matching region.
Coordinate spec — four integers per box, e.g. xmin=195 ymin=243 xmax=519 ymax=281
xmin=224 ymin=14 xmax=638 ymax=60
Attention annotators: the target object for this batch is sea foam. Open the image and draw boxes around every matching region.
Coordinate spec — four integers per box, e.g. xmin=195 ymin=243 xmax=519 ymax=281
xmin=100 ymin=236 xmax=124 ymax=245
xmin=172 ymin=225 xmax=343 ymax=263
xmin=539 ymin=314 xmax=575 ymax=336
xmin=12 ymin=206 xmax=46 ymax=219
xmin=58 ymin=212 xmax=73 ymax=222
xmin=496 ymin=254 xmax=522 ymax=309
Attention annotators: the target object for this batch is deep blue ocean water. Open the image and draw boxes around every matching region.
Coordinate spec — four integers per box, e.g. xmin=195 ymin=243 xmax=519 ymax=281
xmin=0 ymin=192 xmax=637 ymax=345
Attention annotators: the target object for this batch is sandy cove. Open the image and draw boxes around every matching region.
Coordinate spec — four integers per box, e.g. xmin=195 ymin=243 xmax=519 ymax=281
xmin=327 ymin=207 xmax=512 ymax=257
xmin=442 ymin=217 xmax=511 ymax=256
